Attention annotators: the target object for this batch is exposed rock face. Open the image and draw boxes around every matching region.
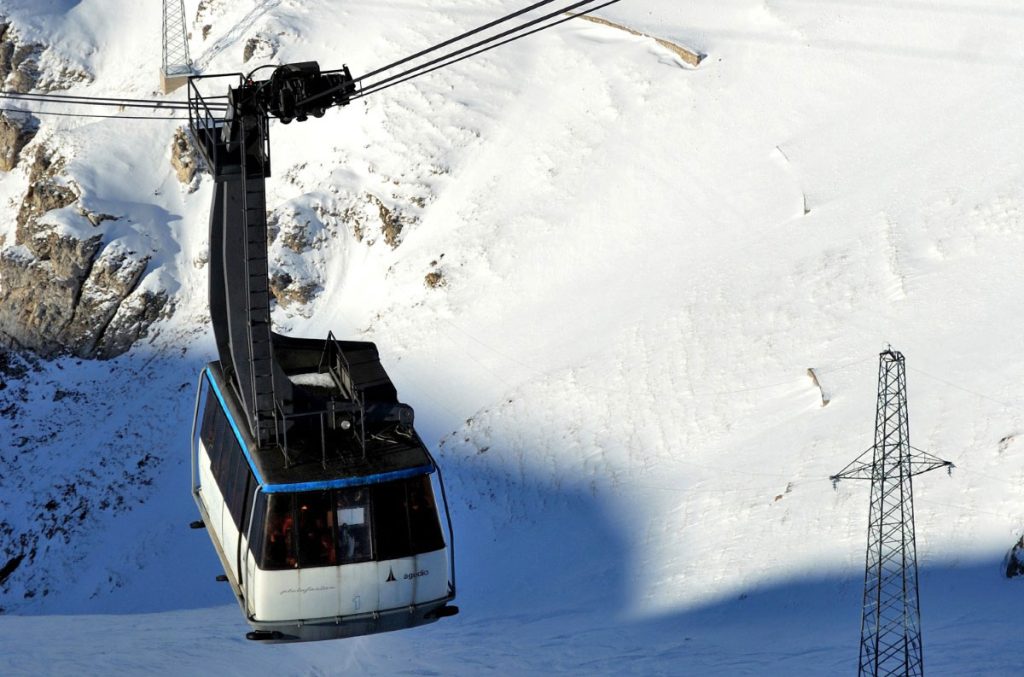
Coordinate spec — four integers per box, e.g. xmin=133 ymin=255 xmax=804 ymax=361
xmin=0 ymin=19 xmax=91 ymax=92
xmin=0 ymin=146 xmax=169 ymax=358
xmin=1007 ymin=536 xmax=1024 ymax=578
xmin=15 ymin=146 xmax=74 ymax=235
xmin=265 ymin=187 xmax=426 ymax=312
xmin=195 ymin=0 xmax=225 ymax=42
xmin=170 ymin=126 xmax=199 ymax=190
xmin=96 ymin=288 xmax=170 ymax=357
xmin=0 ymin=21 xmax=40 ymax=92
xmin=344 ymin=192 xmax=411 ymax=248
xmin=243 ymin=37 xmax=259 ymax=63
xmin=424 ymin=270 xmax=445 ymax=288
xmin=195 ymin=0 xmax=216 ymax=25
xmin=267 ymin=210 xmax=322 ymax=309
xmin=0 ymin=112 xmax=37 ymax=171
xmin=243 ymin=35 xmax=278 ymax=63
xmin=269 ymin=271 xmax=318 ymax=307
xmin=373 ymin=195 xmax=403 ymax=248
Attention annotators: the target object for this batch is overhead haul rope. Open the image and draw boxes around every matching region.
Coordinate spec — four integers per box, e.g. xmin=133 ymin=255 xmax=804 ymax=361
xmin=0 ymin=0 xmax=617 ymax=119
xmin=0 ymin=91 xmax=223 ymax=110
xmin=306 ymin=0 xmax=619 ymax=106
xmin=0 ymin=105 xmax=189 ymax=121
xmin=353 ymin=0 xmax=621 ymax=102
xmin=326 ymin=0 xmax=562 ymax=82
xmin=0 ymin=89 xmax=226 ymax=121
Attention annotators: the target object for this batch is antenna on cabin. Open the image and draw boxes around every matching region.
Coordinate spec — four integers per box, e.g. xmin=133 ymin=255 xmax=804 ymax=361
xmin=830 ymin=349 xmax=954 ymax=677
xmin=161 ymin=0 xmax=193 ymax=93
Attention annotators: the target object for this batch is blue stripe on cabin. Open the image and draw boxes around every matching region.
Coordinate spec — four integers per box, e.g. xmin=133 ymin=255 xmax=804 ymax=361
xmin=204 ymin=367 xmax=267 ymax=486
xmin=204 ymin=367 xmax=435 ymax=494
xmin=260 ymin=465 xmax=436 ymax=494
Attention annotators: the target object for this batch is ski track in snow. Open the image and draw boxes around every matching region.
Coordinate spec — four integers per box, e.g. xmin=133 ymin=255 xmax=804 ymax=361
xmin=1 ymin=0 xmax=1024 ymax=674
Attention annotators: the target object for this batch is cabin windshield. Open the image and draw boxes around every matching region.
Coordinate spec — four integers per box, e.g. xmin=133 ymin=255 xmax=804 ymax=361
xmin=253 ymin=474 xmax=444 ymax=570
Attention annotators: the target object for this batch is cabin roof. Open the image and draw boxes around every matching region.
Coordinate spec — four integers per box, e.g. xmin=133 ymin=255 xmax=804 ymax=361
xmin=205 ymin=347 xmax=434 ymax=492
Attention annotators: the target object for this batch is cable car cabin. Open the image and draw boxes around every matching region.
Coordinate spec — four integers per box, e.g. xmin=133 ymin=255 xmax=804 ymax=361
xmin=189 ymin=335 xmax=457 ymax=642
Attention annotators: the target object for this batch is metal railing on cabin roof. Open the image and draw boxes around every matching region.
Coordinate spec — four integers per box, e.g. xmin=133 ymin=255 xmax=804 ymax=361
xmin=273 ymin=333 xmax=369 ymax=469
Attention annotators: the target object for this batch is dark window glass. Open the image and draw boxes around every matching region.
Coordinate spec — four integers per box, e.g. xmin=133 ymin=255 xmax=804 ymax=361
xmin=203 ymin=397 xmax=226 ymax=474
xmin=225 ymin=448 xmax=250 ymax=531
xmin=235 ymin=470 xmax=253 ymax=534
xmin=239 ymin=460 xmax=254 ymax=530
xmin=296 ymin=491 xmax=336 ymax=568
xmin=214 ymin=415 xmax=233 ymax=482
xmin=407 ymin=475 xmax=445 ymax=554
xmin=249 ymin=490 xmax=267 ymax=558
xmin=261 ymin=493 xmax=298 ymax=569
xmin=200 ymin=376 xmax=256 ymax=534
xmin=200 ymin=382 xmax=219 ymax=451
xmin=371 ymin=480 xmax=410 ymax=561
xmin=335 ymin=487 xmax=372 ymax=564
xmin=221 ymin=445 xmax=237 ymax=515
xmin=371 ymin=476 xmax=445 ymax=561
xmin=208 ymin=410 xmax=228 ymax=481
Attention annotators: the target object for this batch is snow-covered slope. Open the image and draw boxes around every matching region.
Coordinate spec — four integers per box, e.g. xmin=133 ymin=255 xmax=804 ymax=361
xmin=2 ymin=0 xmax=1023 ymax=674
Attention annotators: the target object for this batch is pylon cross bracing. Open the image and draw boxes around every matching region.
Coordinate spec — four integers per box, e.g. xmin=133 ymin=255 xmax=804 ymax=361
xmin=162 ymin=0 xmax=193 ymax=92
xmin=830 ymin=349 xmax=954 ymax=677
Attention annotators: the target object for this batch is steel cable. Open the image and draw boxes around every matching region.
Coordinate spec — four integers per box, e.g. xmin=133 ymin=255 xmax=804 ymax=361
xmin=352 ymin=0 xmax=620 ymax=102
xmin=306 ymin=0 xmax=616 ymax=107
xmin=323 ymin=0 xmax=559 ymax=80
xmin=0 ymin=105 xmax=188 ymax=121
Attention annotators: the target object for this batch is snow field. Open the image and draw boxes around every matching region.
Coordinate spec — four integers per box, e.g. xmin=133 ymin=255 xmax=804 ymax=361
xmin=1 ymin=0 xmax=1023 ymax=674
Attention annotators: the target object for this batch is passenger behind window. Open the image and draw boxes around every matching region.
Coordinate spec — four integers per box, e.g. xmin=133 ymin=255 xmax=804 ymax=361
xmin=297 ymin=494 xmax=336 ymax=567
xmin=263 ymin=496 xmax=298 ymax=569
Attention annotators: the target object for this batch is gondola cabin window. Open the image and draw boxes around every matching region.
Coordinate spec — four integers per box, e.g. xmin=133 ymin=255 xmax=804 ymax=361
xmin=254 ymin=476 xmax=445 ymax=571
xmin=200 ymin=391 xmax=256 ymax=531
xmin=263 ymin=493 xmax=299 ymax=568
xmin=337 ymin=487 xmax=372 ymax=564
xmin=298 ymin=491 xmax=336 ymax=568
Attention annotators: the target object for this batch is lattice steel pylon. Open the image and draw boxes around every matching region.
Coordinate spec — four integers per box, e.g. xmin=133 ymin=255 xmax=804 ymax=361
xmin=830 ymin=349 xmax=954 ymax=677
xmin=161 ymin=0 xmax=193 ymax=93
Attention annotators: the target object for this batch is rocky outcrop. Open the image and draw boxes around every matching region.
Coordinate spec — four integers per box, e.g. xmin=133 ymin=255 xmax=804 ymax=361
xmin=267 ymin=209 xmax=322 ymax=309
xmin=170 ymin=126 xmax=199 ymax=190
xmin=0 ymin=20 xmax=41 ymax=92
xmin=0 ymin=19 xmax=91 ymax=92
xmin=264 ymin=186 xmax=426 ymax=312
xmin=0 ymin=111 xmax=37 ymax=171
xmin=95 ymin=288 xmax=170 ymax=357
xmin=195 ymin=0 xmax=224 ymax=43
xmin=424 ymin=270 xmax=445 ymax=288
xmin=243 ymin=34 xmax=278 ymax=63
xmin=373 ymin=195 xmax=404 ymax=248
xmin=269 ymin=271 xmax=318 ymax=307
xmin=1007 ymin=536 xmax=1024 ymax=578
xmin=15 ymin=145 xmax=74 ymax=234
xmin=0 ymin=146 xmax=169 ymax=358
xmin=344 ymin=192 xmax=412 ymax=248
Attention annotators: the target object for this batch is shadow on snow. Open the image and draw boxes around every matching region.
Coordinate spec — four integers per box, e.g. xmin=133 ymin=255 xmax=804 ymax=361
xmin=0 ymin=349 xmax=1020 ymax=675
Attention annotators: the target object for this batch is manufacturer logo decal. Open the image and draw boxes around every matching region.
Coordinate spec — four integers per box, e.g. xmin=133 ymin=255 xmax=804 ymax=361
xmin=279 ymin=585 xmax=335 ymax=596
xmin=386 ymin=568 xmax=396 ymax=582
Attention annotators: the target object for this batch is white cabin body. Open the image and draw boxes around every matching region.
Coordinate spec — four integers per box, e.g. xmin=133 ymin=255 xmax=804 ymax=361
xmin=191 ymin=363 xmax=457 ymax=642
